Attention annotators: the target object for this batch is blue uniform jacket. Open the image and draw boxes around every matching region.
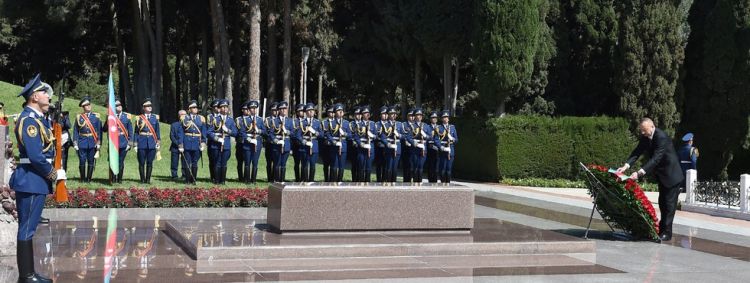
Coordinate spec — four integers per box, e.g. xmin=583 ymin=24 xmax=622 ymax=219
xmin=266 ymin=116 xmax=294 ymax=152
xmin=378 ymin=120 xmax=407 ymax=155
xmin=10 ymin=107 xmax=56 ymax=194
xmin=294 ymin=118 xmax=321 ymax=154
xmin=179 ymin=114 xmax=206 ymax=151
xmin=678 ymin=144 xmax=698 ymax=172
xmin=134 ymin=114 xmax=161 ymax=149
xmin=73 ymin=112 xmax=102 ymax=149
xmin=111 ymin=112 xmax=132 ymax=149
xmin=324 ymin=118 xmax=350 ymax=153
xmin=433 ymin=123 xmax=458 ymax=157
xmin=206 ymin=114 xmax=237 ymax=150
xmin=169 ymin=122 xmax=182 ymax=152
xmin=408 ymin=121 xmax=429 ymax=153
xmin=237 ymin=115 xmax=265 ymax=152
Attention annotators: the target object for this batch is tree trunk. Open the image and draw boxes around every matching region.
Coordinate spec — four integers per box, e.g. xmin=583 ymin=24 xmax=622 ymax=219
xmin=111 ymin=0 xmax=130 ymax=111
xmin=414 ymin=52 xmax=422 ymax=108
xmin=443 ymin=54 xmax=452 ymax=111
xmin=267 ymin=7 xmax=278 ymax=103
xmin=282 ymin=0 xmax=291 ymax=102
xmin=131 ymin=0 xmax=151 ymax=112
xmin=248 ymin=0 xmax=261 ymax=101
xmin=156 ymin=0 xmax=173 ymax=120
xmin=142 ymin=0 xmax=160 ymax=115
xmin=451 ymin=57 xmax=458 ymax=116
xmin=175 ymin=36 xmax=183 ymax=110
xmin=200 ymin=24 xmax=209 ymax=103
xmin=230 ymin=0 xmax=243 ymax=114
xmin=209 ymin=0 xmax=232 ymax=109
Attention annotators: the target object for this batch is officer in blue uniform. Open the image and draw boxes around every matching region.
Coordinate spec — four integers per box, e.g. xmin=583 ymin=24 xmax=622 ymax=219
xmin=237 ymin=100 xmax=265 ymax=183
xmin=299 ymin=103 xmax=321 ymax=181
xmin=207 ymin=99 xmax=237 ymax=184
xmin=11 ymin=74 xmax=65 ymax=283
xmin=678 ymin=133 xmax=699 ymax=176
xmin=324 ymin=103 xmax=350 ymax=182
xmin=426 ymin=111 xmax=439 ymax=183
xmin=389 ymin=107 xmax=411 ymax=182
xmin=179 ymin=100 xmax=206 ymax=184
xmin=291 ymin=104 xmax=307 ymax=181
xmin=434 ymin=111 xmax=457 ymax=183
xmin=320 ymin=105 xmax=335 ymax=181
xmin=375 ymin=106 xmax=389 ymax=182
xmin=73 ymin=96 xmax=102 ymax=183
xmin=264 ymin=102 xmax=279 ymax=182
xmin=348 ymin=107 xmax=362 ymax=181
xmin=266 ymin=101 xmax=293 ymax=182
xmin=409 ymin=108 xmax=429 ymax=182
xmin=235 ymin=103 xmax=250 ymax=181
xmin=111 ymin=100 xmax=132 ymax=183
xmin=206 ymin=99 xmax=220 ymax=182
xmin=354 ymin=106 xmax=377 ymax=182
xmin=170 ymin=110 xmax=187 ymax=180
xmin=401 ymin=109 xmax=415 ymax=182
xmin=134 ymin=99 xmax=161 ymax=184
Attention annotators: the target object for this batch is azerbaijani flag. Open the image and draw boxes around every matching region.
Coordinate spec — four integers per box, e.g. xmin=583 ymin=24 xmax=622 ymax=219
xmin=103 ymin=209 xmax=118 ymax=283
xmin=107 ymin=72 xmax=119 ymax=175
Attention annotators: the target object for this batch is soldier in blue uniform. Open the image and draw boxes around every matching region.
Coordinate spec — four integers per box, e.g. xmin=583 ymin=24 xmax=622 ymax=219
xmin=206 ymin=99 xmax=220 ymax=182
xmin=678 ymin=133 xmax=699 ymax=177
xmin=324 ymin=103 xmax=350 ymax=182
xmin=207 ymin=99 xmax=237 ymax=184
xmin=390 ymin=107 xmax=411 ymax=182
xmin=134 ymin=99 xmax=161 ymax=184
xmin=55 ymin=109 xmax=73 ymax=171
xmin=11 ymin=74 xmax=66 ymax=283
xmin=353 ymin=106 xmax=377 ymax=182
xmin=110 ymin=100 xmax=132 ymax=183
xmin=291 ymin=104 xmax=307 ymax=181
xmin=179 ymin=100 xmax=206 ymax=184
xmin=237 ymin=100 xmax=265 ymax=183
xmin=401 ymin=109 xmax=415 ymax=182
xmin=375 ymin=106 xmax=389 ymax=182
xmin=434 ymin=111 xmax=457 ymax=183
xmin=235 ymin=103 xmax=250 ymax=181
xmin=266 ymin=101 xmax=293 ymax=182
xmin=348 ymin=107 xmax=362 ymax=181
xmin=73 ymin=96 xmax=102 ymax=183
xmin=299 ymin=103 xmax=321 ymax=181
xmin=264 ymin=102 xmax=279 ymax=182
xmin=320 ymin=105 xmax=335 ymax=181
xmin=170 ymin=110 xmax=187 ymax=180
xmin=426 ymin=111 xmax=439 ymax=183
xmin=409 ymin=108 xmax=429 ymax=182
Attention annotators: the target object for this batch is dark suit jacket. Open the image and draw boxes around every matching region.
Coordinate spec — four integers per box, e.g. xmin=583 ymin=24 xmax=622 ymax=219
xmin=626 ymin=128 xmax=683 ymax=188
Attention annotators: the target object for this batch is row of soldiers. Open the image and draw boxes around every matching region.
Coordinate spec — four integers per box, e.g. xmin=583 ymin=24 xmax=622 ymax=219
xmin=52 ymin=95 xmax=458 ymax=184
xmin=171 ymin=99 xmax=458 ymax=184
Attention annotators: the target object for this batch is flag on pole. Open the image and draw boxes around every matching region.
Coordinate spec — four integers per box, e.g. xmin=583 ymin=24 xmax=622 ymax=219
xmin=107 ymin=72 xmax=119 ymax=174
xmin=103 ymin=209 xmax=118 ymax=283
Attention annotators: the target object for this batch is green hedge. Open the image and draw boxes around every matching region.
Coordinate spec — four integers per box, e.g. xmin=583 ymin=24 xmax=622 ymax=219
xmin=454 ymin=115 xmax=636 ymax=181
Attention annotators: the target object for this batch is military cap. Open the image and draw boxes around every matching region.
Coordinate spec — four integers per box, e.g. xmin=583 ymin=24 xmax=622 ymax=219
xmin=429 ymin=111 xmax=438 ymax=119
xmin=248 ymin=100 xmax=260 ymax=108
xmin=278 ymin=101 xmax=289 ymax=109
xmin=18 ymin=74 xmax=51 ymax=99
xmin=326 ymin=105 xmax=334 ymax=113
xmin=441 ymin=110 xmax=450 ymax=117
xmin=682 ymin=133 xmax=694 ymax=142
xmin=115 ymin=100 xmax=122 ymax=107
xmin=270 ymin=102 xmax=279 ymax=111
xmin=334 ymin=103 xmax=344 ymax=112
xmin=296 ymin=103 xmax=306 ymax=112
xmin=188 ymin=100 xmax=199 ymax=108
xmin=353 ymin=106 xmax=361 ymax=114
xmin=142 ymin=98 xmax=152 ymax=107
xmin=379 ymin=106 xmax=389 ymax=114
xmin=210 ymin=99 xmax=220 ymax=108
xmin=388 ymin=107 xmax=398 ymax=114
xmin=80 ymin=96 xmax=92 ymax=107
xmin=414 ymin=108 xmax=423 ymax=116
xmin=361 ymin=106 xmax=371 ymax=114
xmin=241 ymin=101 xmax=250 ymax=110
xmin=218 ymin=99 xmax=229 ymax=107
xmin=305 ymin=103 xmax=315 ymax=111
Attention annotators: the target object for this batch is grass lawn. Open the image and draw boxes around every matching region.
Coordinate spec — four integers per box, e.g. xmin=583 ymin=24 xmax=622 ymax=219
xmin=1 ymin=81 xmax=356 ymax=189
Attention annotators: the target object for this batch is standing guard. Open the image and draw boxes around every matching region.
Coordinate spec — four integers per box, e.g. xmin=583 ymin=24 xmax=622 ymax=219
xmin=324 ymin=103 xmax=350 ymax=182
xmin=73 ymin=96 xmax=102 ymax=183
xmin=401 ymin=110 xmax=415 ymax=182
xmin=235 ymin=103 xmax=250 ymax=181
xmin=207 ymin=99 xmax=237 ymax=184
xmin=426 ymin=111 xmax=440 ymax=183
xmin=180 ymin=100 xmax=206 ymax=184
xmin=134 ymin=99 xmax=161 ymax=184
xmin=320 ymin=105 xmax=335 ymax=181
xmin=375 ymin=106 xmax=389 ymax=182
xmin=348 ymin=107 xmax=362 ymax=181
xmin=267 ymin=101 xmax=293 ymax=182
xmin=409 ymin=108 xmax=428 ymax=182
xmin=110 ymin=100 xmax=132 ymax=183
xmin=264 ymin=102 xmax=279 ymax=182
xmin=355 ymin=106 xmax=377 ymax=182
xmin=238 ymin=100 xmax=265 ymax=183
xmin=299 ymin=103 xmax=321 ymax=181
xmin=206 ymin=99 xmax=220 ymax=182
xmin=291 ymin=104 xmax=306 ymax=181
xmin=434 ymin=111 xmax=457 ymax=183
xmin=169 ymin=110 xmax=187 ymax=180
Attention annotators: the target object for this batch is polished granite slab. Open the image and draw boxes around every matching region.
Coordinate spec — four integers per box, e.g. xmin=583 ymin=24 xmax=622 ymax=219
xmin=165 ymin=218 xmax=596 ymax=261
xmin=267 ymin=182 xmax=474 ymax=232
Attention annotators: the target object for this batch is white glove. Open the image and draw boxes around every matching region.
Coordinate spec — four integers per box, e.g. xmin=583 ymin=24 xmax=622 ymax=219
xmin=395 ymin=132 xmax=401 ymax=139
xmin=362 ymin=143 xmax=371 ymax=149
xmin=126 ymin=145 xmax=131 ymax=151
xmin=448 ymin=135 xmax=454 ymax=142
xmin=420 ymin=130 xmax=427 ymax=138
xmin=155 ymin=143 xmax=161 ymax=149
xmin=61 ymin=132 xmax=69 ymax=145
xmin=96 ymin=144 xmax=101 ymax=150
xmin=178 ymin=147 xmax=184 ymax=153
xmin=441 ymin=146 xmax=451 ymax=153
xmin=388 ymin=144 xmax=397 ymax=149
xmin=305 ymin=141 xmax=313 ymax=147
xmin=74 ymin=145 xmax=79 ymax=151
xmin=56 ymin=169 xmax=67 ymax=181
xmin=276 ymin=139 xmax=285 ymax=145
xmin=134 ymin=146 xmax=138 ymax=152
xmin=283 ymin=128 xmax=290 ymax=135
xmin=248 ymin=138 xmax=257 ymax=144
xmin=200 ymin=143 xmax=206 ymax=151
xmin=416 ymin=143 xmax=425 ymax=149
xmin=222 ymin=125 xmax=230 ymax=133
xmin=335 ymin=141 xmax=342 ymax=147
xmin=308 ymin=127 xmax=317 ymax=135
xmin=368 ymin=131 xmax=376 ymax=139
xmin=217 ymin=137 xmax=225 ymax=144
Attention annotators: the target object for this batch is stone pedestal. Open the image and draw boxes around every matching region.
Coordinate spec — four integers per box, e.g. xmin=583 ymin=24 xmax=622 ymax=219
xmin=267 ymin=182 xmax=474 ymax=232
xmin=0 ymin=217 xmax=17 ymax=256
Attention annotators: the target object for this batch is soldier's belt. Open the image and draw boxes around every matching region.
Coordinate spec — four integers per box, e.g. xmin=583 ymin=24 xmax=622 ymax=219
xmin=139 ymin=132 xmax=154 ymax=136
xmin=386 ymin=138 xmax=401 ymax=143
xmin=681 ymin=161 xmax=692 ymax=164
xmin=20 ymin=158 xmax=52 ymax=164
xmin=80 ymin=133 xmax=93 ymax=137
xmin=185 ymin=133 xmax=202 ymax=137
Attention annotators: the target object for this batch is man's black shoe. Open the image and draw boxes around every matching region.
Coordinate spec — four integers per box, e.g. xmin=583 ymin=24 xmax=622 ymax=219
xmin=39 ymin=217 xmax=49 ymax=224
xmin=659 ymin=233 xmax=672 ymax=242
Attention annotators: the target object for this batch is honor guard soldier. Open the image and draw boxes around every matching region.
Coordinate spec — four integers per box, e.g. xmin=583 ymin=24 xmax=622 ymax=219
xmin=264 ymin=102 xmax=279 ymax=182
xmin=73 ymin=96 xmax=102 ymax=183
xmin=348 ymin=107 xmax=362 ymax=181
xmin=679 ymin=133 xmax=699 ymax=173
xmin=206 ymin=99 xmax=220 ymax=182
xmin=354 ymin=106 xmax=377 ymax=182
xmin=426 ymin=111 xmax=440 ymax=183
xmin=292 ymin=104 xmax=307 ymax=181
xmin=235 ymin=103 xmax=250 ymax=181
xmin=409 ymin=108 xmax=428 ymax=182
xmin=266 ymin=101 xmax=293 ymax=182
xmin=320 ymin=105 xmax=335 ymax=181
xmin=170 ymin=110 xmax=187 ymax=180
xmin=207 ymin=99 xmax=237 ymax=184
xmin=12 ymin=74 xmax=66 ymax=283
xmin=375 ymin=106 xmax=389 ymax=182
xmin=237 ymin=100 xmax=264 ymax=183
xmin=401 ymin=109 xmax=416 ymax=182
xmin=298 ymin=103 xmax=321 ymax=181
xmin=324 ymin=103 xmax=350 ymax=182
xmin=434 ymin=111 xmax=457 ymax=183
xmin=379 ymin=107 xmax=406 ymax=182
xmin=134 ymin=99 xmax=161 ymax=184
xmin=110 ymin=100 xmax=132 ymax=183
xmin=179 ymin=100 xmax=206 ymax=184
xmin=55 ymin=108 xmax=72 ymax=171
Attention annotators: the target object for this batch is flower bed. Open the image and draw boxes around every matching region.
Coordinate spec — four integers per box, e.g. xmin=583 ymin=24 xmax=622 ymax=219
xmin=44 ymin=187 xmax=268 ymax=208
xmin=586 ymin=165 xmax=660 ymax=240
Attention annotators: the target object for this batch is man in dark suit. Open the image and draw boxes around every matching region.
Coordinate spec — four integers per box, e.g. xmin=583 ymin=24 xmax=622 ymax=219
xmin=617 ymin=118 xmax=682 ymax=242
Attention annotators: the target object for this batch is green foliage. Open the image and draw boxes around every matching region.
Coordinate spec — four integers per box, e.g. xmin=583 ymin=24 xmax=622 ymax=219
xmin=502 ymin=177 xmax=586 ymax=188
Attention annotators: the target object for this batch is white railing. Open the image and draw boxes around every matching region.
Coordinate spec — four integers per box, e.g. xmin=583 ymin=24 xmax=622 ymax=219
xmin=684 ymin=169 xmax=750 ymax=220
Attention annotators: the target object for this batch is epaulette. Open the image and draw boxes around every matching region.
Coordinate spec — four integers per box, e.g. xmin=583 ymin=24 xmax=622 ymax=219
xmin=92 ymin=112 xmax=101 ymax=118
xmin=155 ymin=114 xmax=160 ymax=120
